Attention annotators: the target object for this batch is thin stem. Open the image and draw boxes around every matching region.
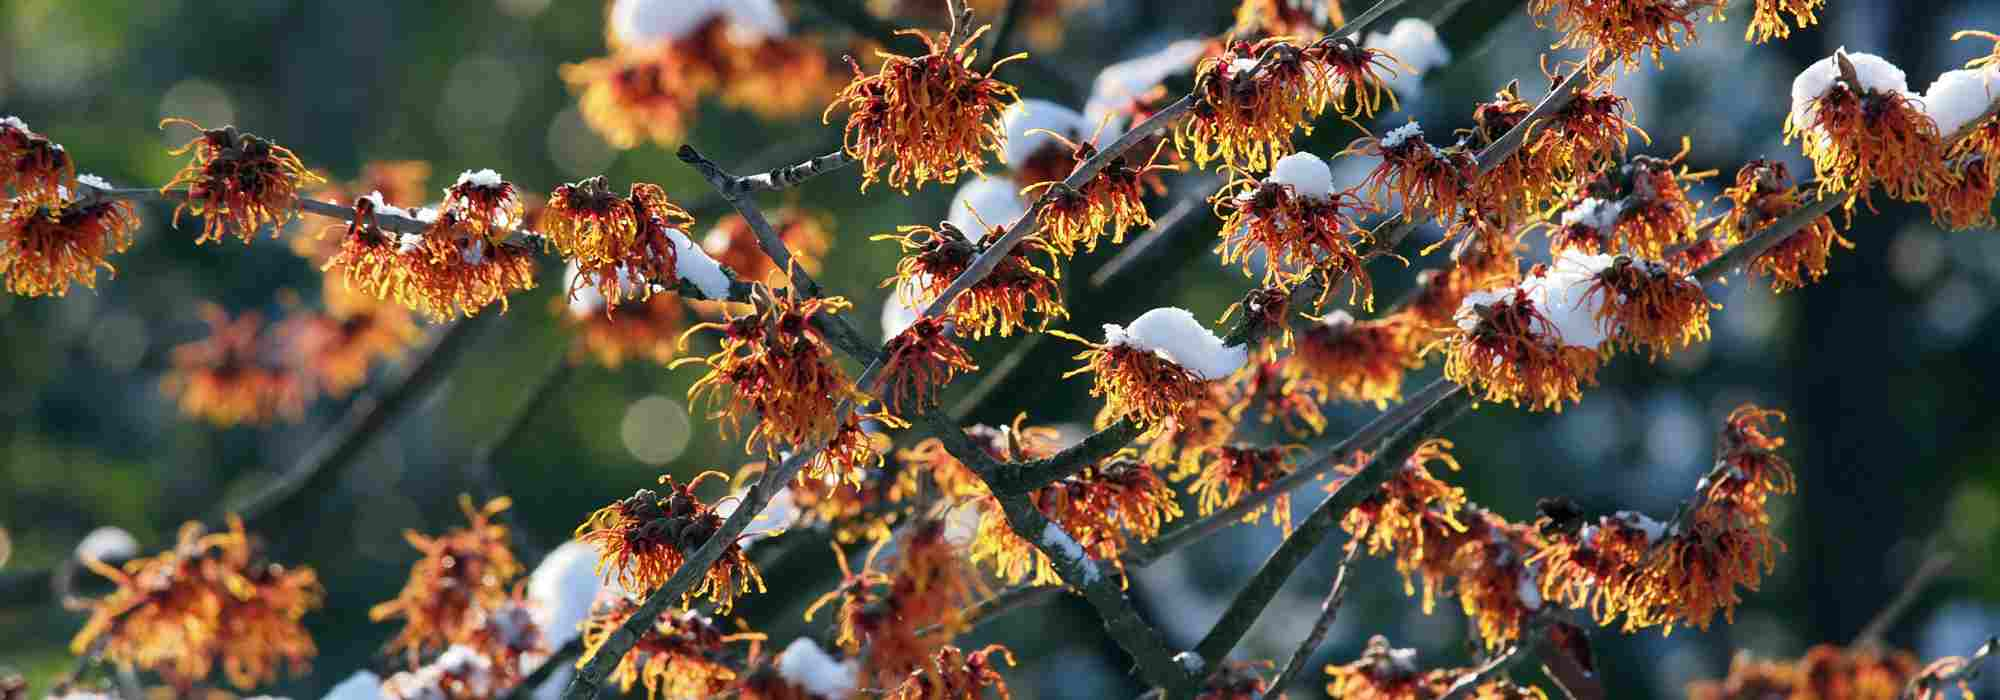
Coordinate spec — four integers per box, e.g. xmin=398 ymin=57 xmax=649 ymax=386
xmin=981 ymin=0 xmax=1025 ymax=72
xmin=501 ymin=638 xmax=584 ymax=700
xmin=1190 ymin=388 xmax=1472 ymax=664
xmin=1269 ymin=545 xmax=1361 ymax=693
xmin=1440 ymin=631 xmax=1545 ymax=700
xmin=232 ymin=316 xmax=488 ymax=528
xmin=983 ymin=418 xmax=1144 ymax=495
xmin=1853 ymin=547 xmax=1955 ymax=648
xmin=1692 ymin=190 xmax=1842 ymax=283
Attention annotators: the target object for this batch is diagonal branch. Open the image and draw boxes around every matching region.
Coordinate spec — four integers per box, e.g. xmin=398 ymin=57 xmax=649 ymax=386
xmin=1268 ymin=544 xmax=1362 ymax=693
xmin=983 ymin=418 xmax=1144 ymax=495
xmin=1190 ymin=386 xmax=1472 ymax=664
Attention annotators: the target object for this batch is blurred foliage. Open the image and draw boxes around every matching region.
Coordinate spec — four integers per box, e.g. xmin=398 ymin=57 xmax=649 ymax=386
xmin=1 ymin=0 xmax=1998 ymax=698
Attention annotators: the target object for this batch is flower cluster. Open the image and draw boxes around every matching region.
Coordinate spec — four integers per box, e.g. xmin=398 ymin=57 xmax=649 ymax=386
xmin=1026 ymin=131 xmax=1177 ymax=256
xmin=886 ymin=644 xmax=1017 ymax=700
xmin=575 ymin=472 xmax=766 ymax=612
xmin=368 ymin=496 xmax=525 ymax=665
xmin=1531 ymin=404 xmax=1795 ymax=633
xmin=1177 ymin=37 xmax=1392 ymax=170
xmin=1686 ymin=644 xmax=1925 ymax=700
xmin=1529 ymin=0 xmax=1719 ymax=67
xmin=1323 ymin=636 xmax=1469 ymax=700
xmin=1213 ymin=152 xmax=1377 ymax=305
xmin=1580 ymin=254 xmax=1714 ymax=358
xmin=159 ymin=119 xmax=325 ymax=245
xmin=70 ymin=517 xmax=322 ymax=691
xmin=283 ymin=280 xmax=422 ymax=395
xmin=1059 ymin=307 xmax=1249 ymax=431
xmin=1289 ymin=310 xmax=1424 ymax=407
xmin=825 ymin=25 xmax=1022 ymax=192
xmin=676 ymin=283 xmax=864 ymax=457
xmin=577 ymin=593 xmax=763 ymax=700
xmin=1437 ymin=270 xmax=1605 ymax=412
xmin=1337 ymin=439 xmax=1469 ymax=608
xmin=1785 ymin=51 xmax=1945 ymax=204
xmin=1551 ymin=148 xmax=1711 ymax=259
xmin=1 ymin=180 xmax=140 ymax=298
xmin=971 ymin=452 xmax=1182 ymax=585
xmin=320 ymin=187 xmax=539 ymax=322
xmin=1353 ymin=122 xmax=1478 ymax=228
xmin=563 ymin=1 xmax=832 ymax=148
xmin=702 ymin=208 xmax=830 ymax=289
xmin=1189 ymin=443 xmax=1302 ymax=534
xmin=542 ymin=177 xmax=697 ymax=309
xmin=162 ymin=305 xmax=311 ymax=427
xmin=879 ymin=316 xmax=978 ymax=415
xmin=877 ymin=222 xmax=1066 ymax=339
xmin=807 ymin=521 xmax=988 ymax=686
xmin=1715 ymin=159 xmax=1852 ymax=291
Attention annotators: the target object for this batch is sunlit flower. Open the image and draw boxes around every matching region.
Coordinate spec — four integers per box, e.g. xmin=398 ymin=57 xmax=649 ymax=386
xmin=1057 ymin=308 xmax=1249 ymax=430
xmin=1715 ymin=159 xmax=1852 ymax=292
xmin=1686 ymin=644 xmax=1918 ymax=700
xmin=1023 ymin=132 xmax=1177 ymax=257
xmin=972 ymin=452 xmax=1181 ymax=586
xmin=545 ymin=179 xmax=695 ymax=310
xmin=159 ymin=119 xmax=325 ymax=245
xmin=1465 ymin=82 xmax=1565 ymax=218
xmin=876 ymin=222 xmax=1066 ymax=339
xmin=1194 ymin=660 xmax=1278 ymax=700
xmin=1351 ymin=121 xmax=1478 ymax=228
xmin=824 ymin=25 xmax=1022 ymax=192
xmin=886 ymin=644 xmax=1015 ymax=700
xmin=1530 ymin=85 xmax=1647 ymax=177
xmin=1232 ymin=0 xmax=1331 ymax=40
xmin=1311 ymin=36 xmax=1407 ymax=120
xmin=1190 ymin=443 xmax=1302 ymax=534
xmin=1581 ymin=255 xmax=1714 ymax=359
xmin=808 ymin=522 xmax=984 ymax=685
xmin=162 ymin=305 xmax=310 ymax=427
xmin=1289 ymin=311 xmax=1422 ymax=407
xmin=297 ymin=160 xmax=432 ymax=261
xmin=400 ymin=213 xmax=541 ymax=321
xmin=879 ymin=316 xmax=978 ymax=415
xmin=368 ymin=495 xmax=523 ymax=665
xmin=1927 ymin=154 xmax=1999 ymax=230
xmin=575 ymin=472 xmax=766 ymax=612
xmin=1229 ymin=358 xmax=1330 ymax=437
xmin=1324 ymin=636 xmax=1461 ymax=700
xmin=1450 ymin=508 xmax=1546 ymax=648
xmin=1707 ymin=404 xmax=1796 ymax=524
xmin=676 ymin=283 xmax=862 ymax=454
xmin=1177 ymin=39 xmax=1336 ymax=171
xmin=1743 ymin=0 xmax=1824 ymax=44
xmin=1338 ymin=439 xmax=1468 ymax=602
xmin=562 ymin=267 xmax=688 ymax=368
xmin=0 ymin=119 xmax=74 ymax=202
xmin=577 ymin=593 xmax=762 ymax=700
xmin=71 ymin=517 xmax=321 ymax=691
xmin=1529 ymin=0 xmax=1720 ymax=67
xmin=1213 ymin=153 xmax=1378 ymax=306
xmin=281 ymin=281 xmax=420 ymax=396
xmin=0 ymin=186 xmax=139 ymax=297
xmin=1405 ymin=232 xmax=1523 ymax=335
xmin=1785 ymin=51 xmax=1945 ymax=204
xmin=1437 ymin=275 xmax=1604 ymax=412
xmin=702 ymin=208 xmax=830 ymax=288
xmin=561 ymin=47 xmax=705 ymax=149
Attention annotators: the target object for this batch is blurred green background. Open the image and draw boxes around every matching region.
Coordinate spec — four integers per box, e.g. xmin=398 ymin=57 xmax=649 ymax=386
xmin=1 ymin=0 xmax=1997 ymax=698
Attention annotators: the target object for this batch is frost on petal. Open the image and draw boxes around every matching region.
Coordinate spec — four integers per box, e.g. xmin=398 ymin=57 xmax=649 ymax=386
xmin=776 ymin=638 xmax=859 ymax=700
xmin=1102 ymin=307 xmax=1249 ymax=380
xmin=528 ymin=541 xmax=604 ymax=649
xmin=74 ymin=526 xmax=139 ymax=563
xmin=322 ymin=671 xmax=384 ymax=700
xmin=1921 ymin=67 xmax=2000 ymax=138
xmin=669 ymin=228 xmax=733 ymax=300
xmin=1000 ymin=99 xmax=1086 ymax=167
xmin=1268 ymin=151 xmax=1336 ymax=200
xmin=946 ymin=177 xmax=1030 ymax=241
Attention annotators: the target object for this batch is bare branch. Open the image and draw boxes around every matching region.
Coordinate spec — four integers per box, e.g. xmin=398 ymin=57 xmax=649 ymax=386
xmin=984 ymin=419 xmax=1145 ymax=495
xmin=1269 ymin=544 xmax=1362 ymax=693
xmin=1854 ymin=547 xmax=1956 ymax=649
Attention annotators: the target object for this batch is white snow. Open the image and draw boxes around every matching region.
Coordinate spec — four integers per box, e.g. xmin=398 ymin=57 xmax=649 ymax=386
xmin=608 ymin=0 xmax=786 ymax=48
xmin=1921 ymin=67 xmax=2000 ymax=138
xmin=1319 ymin=309 xmax=1356 ymax=329
xmin=397 ymin=233 xmax=425 ymax=256
xmin=1366 ymin=18 xmax=1450 ymax=96
xmin=75 ymin=173 xmax=112 ymax=191
xmin=528 ymin=541 xmax=603 ymax=649
xmin=1000 ymin=99 xmax=1086 ymax=167
xmin=1386 ymin=645 xmax=1421 ymax=674
xmin=946 ymin=177 xmax=1029 ymax=241
xmin=1612 ymin=510 xmax=1668 ymax=546
xmin=1040 ymin=522 xmax=1101 ymax=584
xmin=454 ymin=169 xmax=504 ymax=189
xmin=382 ymin=646 xmax=497 ymax=700
xmin=1381 ymin=122 xmax=1424 ymax=149
xmin=1559 ymin=198 xmax=1626 ymax=232
xmin=411 ymin=207 xmax=441 ymax=224
xmin=1173 ymin=652 xmax=1205 ymax=673
xmin=776 ymin=638 xmax=859 ymax=700
xmin=1451 ymin=252 xmax=1612 ymax=350
xmin=1229 ymin=58 xmax=1263 ymax=78
xmin=1267 ymin=152 xmax=1336 ymax=200
xmin=73 ymin=526 xmax=138 ymax=563
xmin=0 ymin=116 xmax=27 ymax=132
xmin=1101 ymin=307 xmax=1249 ymax=381
xmin=880 ymin=286 xmax=923 ymax=339
xmin=1083 ymin=39 xmax=1206 ymax=140
xmin=1790 ymin=50 xmax=1912 ymax=128
xmin=668 ymin=228 xmax=733 ymax=300
xmin=358 ymin=191 xmax=411 ymax=220
xmin=563 ymin=263 xmax=608 ymax=317
xmin=1516 ymin=565 xmax=1544 ymax=611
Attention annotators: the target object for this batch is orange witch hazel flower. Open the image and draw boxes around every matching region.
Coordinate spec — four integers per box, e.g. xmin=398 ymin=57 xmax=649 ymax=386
xmin=1785 ymin=50 xmax=1945 ymax=203
xmin=577 ymin=592 xmax=764 ymax=700
xmin=879 ymin=316 xmax=978 ymax=415
xmin=560 ymin=262 xmax=688 ymax=368
xmin=561 ymin=46 xmax=704 ymax=149
xmin=543 ymin=177 xmax=696 ymax=309
xmin=1289 ymin=310 xmax=1422 ymax=408
xmin=876 ymin=222 xmax=1066 ymax=339
xmin=1177 ymin=38 xmax=1342 ymax=171
xmin=0 ymin=176 xmax=140 ymax=297
xmin=824 ymin=23 xmax=1023 ymax=192
xmin=368 ymin=495 xmax=523 ymax=664
xmin=970 ymin=451 xmax=1182 ymax=586
xmin=1323 ymin=636 xmax=1465 ymax=700
xmin=1686 ymin=644 xmax=1924 ymax=700
xmin=1351 ymin=121 xmax=1477 ymax=229
xmin=1056 ymin=307 xmax=1250 ymax=430
xmin=886 ymin=644 xmax=1016 ymax=700
xmin=1021 ymin=126 xmax=1178 ymax=256
xmin=1715 ymin=159 xmax=1853 ymax=291
xmin=1190 ymin=443 xmax=1303 ymax=534
xmin=162 ymin=305 xmax=310 ymax=427
xmin=702 ymin=208 xmax=831 ymax=288
xmin=1529 ymin=0 xmax=1720 ymax=67
xmin=674 ymin=283 xmax=863 ymax=455
xmin=1437 ymin=260 xmax=1609 ymax=412
xmin=1744 ymin=0 xmax=1826 ymax=44
xmin=1580 ymin=254 xmax=1714 ymax=359
xmin=282 ymin=280 xmax=421 ymax=396
xmin=575 ymin=471 xmax=766 ymax=612
xmin=1338 ymin=439 xmax=1467 ymax=600
xmin=158 ymin=119 xmax=325 ymax=245
xmin=1 ymin=116 xmax=76 ymax=201
xmin=318 ymin=192 xmax=539 ymax=321
xmin=1213 ymin=151 xmax=1378 ymax=306
xmin=70 ymin=516 xmax=322 ymax=691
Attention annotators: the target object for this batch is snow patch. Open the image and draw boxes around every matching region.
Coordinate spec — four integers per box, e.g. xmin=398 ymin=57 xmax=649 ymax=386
xmin=668 ymin=228 xmax=733 ymax=299
xmin=947 ymin=177 xmax=1029 ymax=241
xmin=609 ymin=0 xmax=785 ymax=47
xmin=1612 ymin=510 xmax=1668 ymax=546
xmin=74 ymin=526 xmax=138 ymax=563
xmin=454 ymin=169 xmax=504 ymax=189
xmin=1791 ymin=50 xmax=1911 ymax=128
xmin=1267 ymin=152 xmax=1335 ymax=200
xmin=1083 ymin=39 xmax=1206 ymax=140
xmin=776 ymin=638 xmax=859 ymax=699
xmin=1101 ymin=307 xmax=1248 ymax=380
xmin=1559 ymin=197 xmax=1626 ymax=231
xmin=323 ymin=673 xmax=385 ymax=700
xmin=0 ymin=116 xmax=28 ymax=132
xmin=1366 ymin=18 xmax=1450 ymax=96
xmin=1921 ymin=67 xmax=2000 ymax=138
xmin=528 ymin=541 xmax=604 ymax=649
xmin=1381 ymin=122 xmax=1424 ymax=149
xmin=1173 ymin=651 xmax=1205 ymax=673
xmin=76 ymin=173 xmax=113 ymax=191
xmin=1000 ymin=99 xmax=1085 ymax=167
